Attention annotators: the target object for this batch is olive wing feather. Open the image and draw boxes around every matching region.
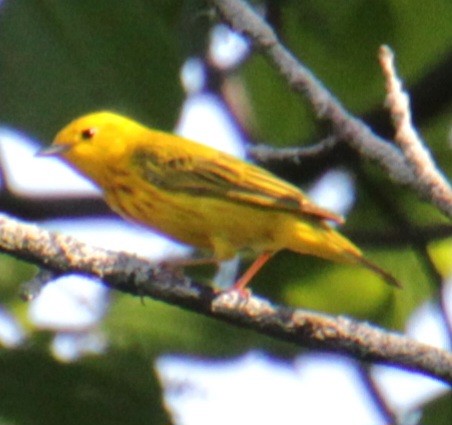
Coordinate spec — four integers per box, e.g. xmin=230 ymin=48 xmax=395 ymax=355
xmin=132 ymin=147 xmax=344 ymax=224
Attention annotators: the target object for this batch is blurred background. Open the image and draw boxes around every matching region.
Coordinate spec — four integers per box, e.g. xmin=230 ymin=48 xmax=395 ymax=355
xmin=0 ymin=1 xmax=451 ymax=424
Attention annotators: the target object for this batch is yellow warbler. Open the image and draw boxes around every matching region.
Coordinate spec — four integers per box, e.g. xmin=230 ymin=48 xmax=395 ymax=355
xmin=39 ymin=111 xmax=400 ymax=291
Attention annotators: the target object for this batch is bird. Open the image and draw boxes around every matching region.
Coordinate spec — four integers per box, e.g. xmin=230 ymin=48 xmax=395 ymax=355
xmin=39 ymin=111 xmax=400 ymax=293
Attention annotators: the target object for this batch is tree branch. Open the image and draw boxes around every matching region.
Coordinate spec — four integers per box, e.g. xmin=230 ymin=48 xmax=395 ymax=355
xmin=1 ymin=213 xmax=451 ymax=384
xmin=206 ymin=0 xmax=452 ymax=218
xmin=379 ymin=45 xmax=452 ymax=219
xmin=249 ymin=136 xmax=339 ymax=164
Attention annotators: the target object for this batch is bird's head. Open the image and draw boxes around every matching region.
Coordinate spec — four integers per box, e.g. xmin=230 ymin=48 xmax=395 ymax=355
xmin=38 ymin=111 xmax=145 ymax=183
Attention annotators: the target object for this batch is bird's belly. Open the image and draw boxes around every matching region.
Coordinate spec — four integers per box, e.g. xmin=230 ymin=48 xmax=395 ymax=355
xmin=105 ymin=185 xmax=283 ymax=257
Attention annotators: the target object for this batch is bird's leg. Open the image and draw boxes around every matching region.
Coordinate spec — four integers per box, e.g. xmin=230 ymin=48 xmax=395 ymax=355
xmin=230 ymin=251 xmax=274 ymax=295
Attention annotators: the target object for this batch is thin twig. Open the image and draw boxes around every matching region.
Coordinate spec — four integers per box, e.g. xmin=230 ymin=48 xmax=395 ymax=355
xmin=348 ymin=224 xmax=452 ymax=247
xmin=356 ymin=363 xmax=398 ymax=425
xmin=0 ymin=213 xmax=451 ymax=384
xmin=379 ymin=45 xmax=452 ymax=221
xmin=206 ymin=0 xmax=452 ymax=218
xmin=249 ymin=136 xmax=338 ymax=164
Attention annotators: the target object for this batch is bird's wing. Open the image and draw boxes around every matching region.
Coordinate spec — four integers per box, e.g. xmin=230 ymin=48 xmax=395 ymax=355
xmin=132 ymin=147 xmax=344 ymax=224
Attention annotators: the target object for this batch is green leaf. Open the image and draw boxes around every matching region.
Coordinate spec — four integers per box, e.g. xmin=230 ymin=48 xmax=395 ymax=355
xmin=421 ymin=392 xmax=452 ymax=425
xmin=0 ymin=346 xmax=170 ymax=425
xmin=0 ymin=0 xmax=189 ymax=141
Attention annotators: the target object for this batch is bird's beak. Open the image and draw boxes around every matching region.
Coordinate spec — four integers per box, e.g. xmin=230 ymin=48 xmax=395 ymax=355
xmin=36 ymin=144 xmax=71 ymax=157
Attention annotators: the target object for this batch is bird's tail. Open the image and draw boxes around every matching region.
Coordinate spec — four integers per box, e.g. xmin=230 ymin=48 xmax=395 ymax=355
xmin=288 ymin=219 xmax=401 ymax=288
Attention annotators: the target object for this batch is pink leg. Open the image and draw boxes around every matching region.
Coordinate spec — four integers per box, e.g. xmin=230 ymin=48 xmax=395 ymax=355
xmin=232 ymin=251 xmax=273 ymax=293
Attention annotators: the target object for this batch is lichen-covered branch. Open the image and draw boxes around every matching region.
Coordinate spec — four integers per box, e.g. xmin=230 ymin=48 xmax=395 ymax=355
xmin=379 ymin=45 xmax=452 ymax=217
xmin=1 ymin=213 xmax=451 ymax=384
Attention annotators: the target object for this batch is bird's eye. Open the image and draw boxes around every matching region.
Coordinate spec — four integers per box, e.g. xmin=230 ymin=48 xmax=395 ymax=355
xmin=80 ymin=128 xmax=96 ymax=140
